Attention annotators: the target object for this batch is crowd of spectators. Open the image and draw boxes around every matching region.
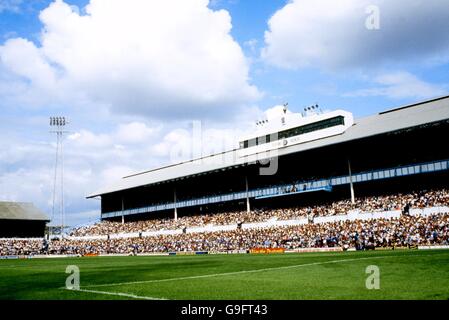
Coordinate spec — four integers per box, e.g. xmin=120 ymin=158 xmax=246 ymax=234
xmin=1 ymin=213 xmax=448 ymax=256
xmin=69 ymin=189 xmax=449 ymax=237
xmin=2 ymin=189 xmax=448 ymax=256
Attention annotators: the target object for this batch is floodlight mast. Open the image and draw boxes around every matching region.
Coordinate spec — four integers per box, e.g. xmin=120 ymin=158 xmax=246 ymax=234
xmin=50 ymin=117 xmax=68 ymax=237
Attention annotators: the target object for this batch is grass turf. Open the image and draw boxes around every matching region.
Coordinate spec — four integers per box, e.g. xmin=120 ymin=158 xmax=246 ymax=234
xmin=0 ymin=249 xmax=448 ymax=300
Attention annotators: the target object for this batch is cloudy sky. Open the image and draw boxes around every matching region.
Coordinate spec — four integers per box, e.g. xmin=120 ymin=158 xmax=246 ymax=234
xmin=1 ymin=0 xmax=448 ymax=227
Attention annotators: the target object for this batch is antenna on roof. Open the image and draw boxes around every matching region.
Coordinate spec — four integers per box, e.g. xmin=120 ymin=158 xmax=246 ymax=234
xmin=283 ymin=102 xmax=288 ymax=114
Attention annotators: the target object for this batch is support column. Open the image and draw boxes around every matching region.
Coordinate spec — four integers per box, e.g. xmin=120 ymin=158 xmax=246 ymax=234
xmin=348 ymin=159 xmax=355 ymax=204
xmin=121 ymin=197 xmax=125 ymax=224
xmin=174 ymin=188 xmax=178 ymax=221
xmin=245 ymin=176 xmax=251 ymax=213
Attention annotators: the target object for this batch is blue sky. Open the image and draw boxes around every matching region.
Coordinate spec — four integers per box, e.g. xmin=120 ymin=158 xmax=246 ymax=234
xmin=0 ymin=0 xmax=448 ymax=226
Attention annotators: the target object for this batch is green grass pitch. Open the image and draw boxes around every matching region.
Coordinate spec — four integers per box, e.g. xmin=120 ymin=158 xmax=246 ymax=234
xmin=1 ymin=249 xmax=449 ymax=300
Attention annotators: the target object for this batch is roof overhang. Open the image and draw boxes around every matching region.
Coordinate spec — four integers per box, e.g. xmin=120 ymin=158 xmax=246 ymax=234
xmin=87 ymin=95 xmax=449 ymax=198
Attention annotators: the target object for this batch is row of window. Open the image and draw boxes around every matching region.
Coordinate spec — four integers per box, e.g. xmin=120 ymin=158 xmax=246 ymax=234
xmin=240 ymin=116 xmax=345 ymax=149
xmin=102 ymin=159 xmax=448 ymax=218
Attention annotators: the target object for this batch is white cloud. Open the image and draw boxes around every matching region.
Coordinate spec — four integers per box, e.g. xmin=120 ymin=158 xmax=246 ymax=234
xmin=68 ymin=130 xmax=112 ymax=149
xmin=263 ymin=104 xmax=291 ymax=121
xmin=262 ymin=0 xmax=449 ymax=70
xmin=0 ymin=121 xmax=163 ymax=226
xmin=0 ymin=0 xmax=22 ymax=13
xmin=151 ymin=121 xmax=249 ymax=164
xmin=0 ymin=100 xmax=278 ymax=227
xmin=0 ymin=38 xmax=56 ymax=87
xmin=0 ymin=167 xmax=52 ymax=205
xmin=243 ymin=38 xmax=258 ymax=54
xmin=0 ymin=0 xmax=260 ymax=118
xmin=116 ymin=122 xmax=162 ymax=144
xmin=343 ymin=71 xmax=448 ymax=100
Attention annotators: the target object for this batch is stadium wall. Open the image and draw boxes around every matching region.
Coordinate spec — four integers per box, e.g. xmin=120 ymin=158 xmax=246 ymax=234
xmin=3 ymin=244 xmax=448 ymax=260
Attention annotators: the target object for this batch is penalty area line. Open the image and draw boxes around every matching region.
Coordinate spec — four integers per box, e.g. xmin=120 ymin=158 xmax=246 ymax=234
xmin=82 ymin=255 xmax=390 ymax=289
xmin=63 ymin=288 xmax=168 ymax=300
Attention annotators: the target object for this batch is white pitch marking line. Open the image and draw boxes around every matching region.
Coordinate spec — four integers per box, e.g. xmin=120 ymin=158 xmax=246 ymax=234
xmin=82 ymin=255 xmax=390 ymax=289
xmin=64 ymin=288 xmax=168 ymax=300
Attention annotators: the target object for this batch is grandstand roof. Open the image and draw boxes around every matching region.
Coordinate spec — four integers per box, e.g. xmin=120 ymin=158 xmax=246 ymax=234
xmin=88 ymin=95 xmax=449 ymax=198
xmin=0 ymin=202 xmax=49 ymax=221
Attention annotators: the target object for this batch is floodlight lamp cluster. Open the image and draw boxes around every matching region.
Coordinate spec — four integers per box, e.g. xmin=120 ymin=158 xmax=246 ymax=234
xmin=50 ymin=117 xmax=67 ymax=127
xmin=304 ymin=104 xmax=319 ymax=112
xmin=256 ymin=119 xmax=269 ymax=126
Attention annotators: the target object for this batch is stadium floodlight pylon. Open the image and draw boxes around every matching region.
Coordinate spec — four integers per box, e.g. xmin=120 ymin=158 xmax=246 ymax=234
xmin=50 ymin=116 xmax=68 ymax=237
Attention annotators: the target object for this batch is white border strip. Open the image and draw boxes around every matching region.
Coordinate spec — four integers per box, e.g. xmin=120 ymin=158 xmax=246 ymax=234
xmin=64 ymin=288 xmax=167 ymax=300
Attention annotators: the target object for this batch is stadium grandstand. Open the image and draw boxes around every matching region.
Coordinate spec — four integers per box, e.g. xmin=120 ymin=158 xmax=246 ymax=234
xmin=2 ymin=189 xmax=449 ymax=255
xmin=1 ymin=95 xmax=449 ymax=256
xmin=88 ymin=95 xmax=449 ymax=224
xmin=0 ymin=202 xmax=49 ymax=238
